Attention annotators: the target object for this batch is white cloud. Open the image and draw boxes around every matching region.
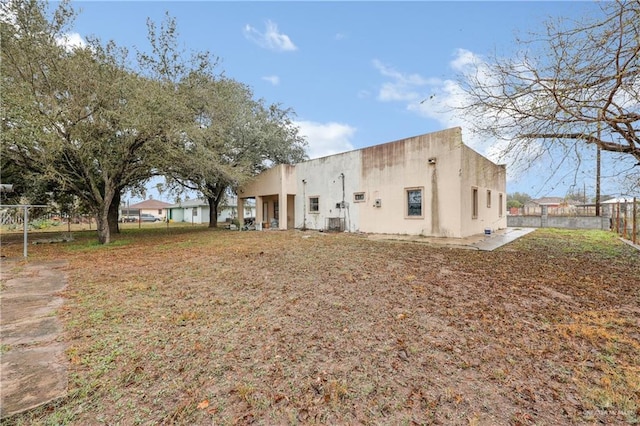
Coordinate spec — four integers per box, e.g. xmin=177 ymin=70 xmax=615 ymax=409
xmin=243 ymin=20 xmax=297 ymax=52
xmin=55 ymin=32 xmax=87 ymax=51
xmin=373 ymin=59 xmax=431 ymax=85
xmin=450 ymin=48 xmax=482 ymax=72
xmin=372 ymin=59 xmax=440 ymax=103
xmin=371 ymin=52 xmax=495 ymax=152
xmin=372 ymin=49 xmax=632 ymax=194
xmin=371 ymin=51 xmax=522 ymax=183
xmin=334 ymin=32 xmax=347 ymax=41
xmin=295 ymin=120 xmax=356 ymax=159
xmin=1 ymin=4 xmax=87 ymax=52
xmin=262 ymin=75 xmax=280 ymax=86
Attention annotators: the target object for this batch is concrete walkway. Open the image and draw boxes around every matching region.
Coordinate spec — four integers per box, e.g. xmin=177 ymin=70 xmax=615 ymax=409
xmin=0 ymin=258 xmax=69 ymax=419
xmin=367 ymin=227 xmax=537 ymax=251
xmin=471 ymin=227 xmax=537 ymax=251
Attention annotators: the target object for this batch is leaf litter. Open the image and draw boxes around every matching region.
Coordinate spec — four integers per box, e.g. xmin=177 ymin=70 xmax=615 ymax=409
xmin=1 ymin=227 xmax=639 ymax=425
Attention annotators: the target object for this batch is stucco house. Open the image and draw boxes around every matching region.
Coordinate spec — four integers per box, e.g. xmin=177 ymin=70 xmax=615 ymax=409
xmin=238 ymin=127 xmax=507 ymax=238
xmin=523 ymin=197 xmax=579 ymax=216
xmin=167 ymin=196 xmax=255 ymax=224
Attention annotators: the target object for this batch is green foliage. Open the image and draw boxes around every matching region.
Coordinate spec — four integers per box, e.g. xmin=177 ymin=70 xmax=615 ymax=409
xmin=506 ymin=199 xmax=522 ymax=209
xmin=564 ymin=190 xmax=587 ymax=204
xmin=507 ymin=192 xmax=530 ymax=209
xmin=163 ymin=72 xmax=307 ymax=227
xmin=1 ymin=0 xmax=306 ymax=240
xmin=1 ymin=0 xmax=211 ymax=244
xmin=28 ymin=218 xmax=60 ymax=230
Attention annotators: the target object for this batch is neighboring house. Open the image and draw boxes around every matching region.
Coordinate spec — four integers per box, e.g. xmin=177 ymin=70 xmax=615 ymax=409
xmin=523 ymin=197 xmax=579 ymax=216
xmin=602 ymin=196 xmax=637 ymax=205
xmin=602 ymin=196 xmax=638 ymax=214
xmin=603 ymin=196 xmax=639 ymax=236
xmin=238 ymin=127 xmax=507 ymax=238
xmin=123 ymin=199 xmax=173 ymax=220
xmin=166 ymin=196 xmax=255 ymax=224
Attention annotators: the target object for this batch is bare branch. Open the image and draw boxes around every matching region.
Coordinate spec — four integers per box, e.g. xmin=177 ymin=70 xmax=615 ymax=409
xmin=458 ymin=0 xmax=640 ymax=186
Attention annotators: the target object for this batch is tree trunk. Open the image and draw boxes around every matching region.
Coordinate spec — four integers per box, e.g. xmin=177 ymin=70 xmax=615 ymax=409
xmin=95 ymin=208 xmax=111 ymax=244
xmin=207 ymin=196 xmax=218 ymax=228
xmin=108 ymin=190 xmax=121 ymax=234
xmin=95 ymin=186 xmax=116 ymax=244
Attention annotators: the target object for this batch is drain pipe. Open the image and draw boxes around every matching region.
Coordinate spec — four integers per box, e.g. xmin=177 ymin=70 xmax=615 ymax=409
xmin=339 ymin=173 xmax=349 ymax=231
xmin=302 ymin=179 xmax=307 ymax=230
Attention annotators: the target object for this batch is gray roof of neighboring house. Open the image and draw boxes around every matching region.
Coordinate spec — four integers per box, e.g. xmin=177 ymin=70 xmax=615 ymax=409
xmin=602 ymin=197 xmax=637 ymax=204
xmin=167 ymin=197 xmax=239 ymax=209
xmin=526 ymin=197 xmax=578 ymax=206
xmin=128 ymin=199 xmax=173 ymax=209
xmin=167 ymin=198 xmax=208 ymax=208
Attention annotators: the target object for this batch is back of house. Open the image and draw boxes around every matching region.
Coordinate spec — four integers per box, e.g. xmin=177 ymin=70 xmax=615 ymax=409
xmin=239 ymin=127 xmax=507 ymax=238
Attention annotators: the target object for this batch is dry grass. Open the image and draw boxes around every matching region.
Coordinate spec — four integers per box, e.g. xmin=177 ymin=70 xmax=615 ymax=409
xmin=1 ymin=227 xmax=639 ymax=425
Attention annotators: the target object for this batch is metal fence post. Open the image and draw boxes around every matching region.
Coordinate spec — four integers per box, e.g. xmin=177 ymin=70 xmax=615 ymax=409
xmin=634 ymin=197 xmax=637 ymax=245
xmin=23 ymin=206 xmax=28 ymax=258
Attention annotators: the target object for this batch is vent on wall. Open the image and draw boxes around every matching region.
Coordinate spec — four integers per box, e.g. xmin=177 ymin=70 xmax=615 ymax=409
xmin=374 ymin=199 xmax=382 ymax=208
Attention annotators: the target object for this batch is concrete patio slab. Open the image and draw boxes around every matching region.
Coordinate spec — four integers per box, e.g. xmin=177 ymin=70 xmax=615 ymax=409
xmin=471 ymin=227 xmax=537 ymax=251
xmin=367 ymin=227 xmax=537 ymax=251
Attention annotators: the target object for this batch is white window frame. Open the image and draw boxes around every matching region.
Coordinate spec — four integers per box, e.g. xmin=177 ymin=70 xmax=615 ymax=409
xmin=405 ymin=187 xmax=424 ymax=219
xmin=309 ymin=196 xmax=319 ymax=213
xmin=472 ymin=187 xmax=478 ymax=219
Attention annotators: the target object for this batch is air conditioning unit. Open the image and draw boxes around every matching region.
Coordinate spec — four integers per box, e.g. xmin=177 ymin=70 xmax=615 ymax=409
xmin=326 ymin=217 xmax=344 ymax=232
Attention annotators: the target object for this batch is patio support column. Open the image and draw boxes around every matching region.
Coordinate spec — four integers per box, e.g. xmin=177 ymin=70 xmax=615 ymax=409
xmin=256 ymin=196 xmax=263 ymax=230
xmin=279 ymin=190 xmax=288 ymax=230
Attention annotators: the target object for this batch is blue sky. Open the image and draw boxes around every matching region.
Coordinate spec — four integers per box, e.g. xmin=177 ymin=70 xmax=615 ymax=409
xmin=61 ymin=1 xmax=629 ymax=201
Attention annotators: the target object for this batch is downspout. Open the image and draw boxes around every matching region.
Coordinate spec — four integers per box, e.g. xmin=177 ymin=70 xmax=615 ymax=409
xmin=302 ymin=179 xmax=307 ymax=230
xmin=339 ymin=173 xmax=349 ymax=232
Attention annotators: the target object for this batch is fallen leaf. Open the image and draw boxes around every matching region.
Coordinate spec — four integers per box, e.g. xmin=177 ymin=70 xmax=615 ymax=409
xmin=197 ymin=399 xmax=209 ymax=410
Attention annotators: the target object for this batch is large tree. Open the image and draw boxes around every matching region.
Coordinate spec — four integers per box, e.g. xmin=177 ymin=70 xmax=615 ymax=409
xmin=1 ymin=0 xmax=198 ymax=243
xmin=459 ymin=0 xmax=639 ymax=189
xmin=164 ymin=74 xmax=307 ymax=227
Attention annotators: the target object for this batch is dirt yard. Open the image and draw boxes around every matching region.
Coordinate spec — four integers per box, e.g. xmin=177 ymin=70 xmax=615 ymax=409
xmin=1 ymin=227 xmax=638 ymax=425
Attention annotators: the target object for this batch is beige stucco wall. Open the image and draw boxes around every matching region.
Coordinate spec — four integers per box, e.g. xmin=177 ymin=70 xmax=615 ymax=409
xmin=459 ymin=145 xmax=507 ymax=236
xmin=295 ymin=150 xmax=362 ymax=231
xmin=358 ymin=128 xmax=465 ymax=237
xmin=240 ymin=164 xmax=296 ymax=197
xmin=239 ymin=128 xmax=506 ymax=237
xmin=295 ymin=127 xmax=472 ymax=236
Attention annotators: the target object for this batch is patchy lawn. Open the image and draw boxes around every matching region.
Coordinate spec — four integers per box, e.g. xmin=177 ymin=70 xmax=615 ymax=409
xmin=1 ymin=227 xmax=639 ymax=425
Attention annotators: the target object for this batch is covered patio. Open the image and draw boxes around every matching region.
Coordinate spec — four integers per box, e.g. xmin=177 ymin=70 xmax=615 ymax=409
xmin=238 ymin=164 xmax=297 ymax=230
